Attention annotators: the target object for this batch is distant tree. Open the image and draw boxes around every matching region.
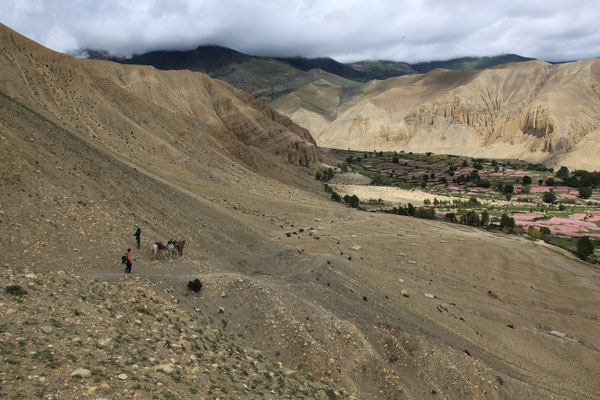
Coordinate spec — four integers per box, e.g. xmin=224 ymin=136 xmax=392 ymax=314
xmin=473 ymin=162 xmax=483 ymax=170
xmin=545 ymin=177 xmax=555 ymax=186
xmin=340 ymin=161 xmax=349 ymax=173
xmin=503 ymin=184 xmax=514 ymax=194
xmin=470 ymin=170 xmax=480 ymax=181
xmin=430 ymin=173 xmax=435 ymax=179
xmin=445 ymin=212 xmax=457 ymax=223
xmin=315 ymin=171 xmax=322 ymax=181
xmin=407 ymin=203 xmax=416 ymax=216
xmin=558 ymin=204 xmax=566 ymax=211
xmin=527 ymin=226 xmax=542 ymax=239
xmin=423 ymin=199 xmax=431 ymax=205
xmin=556 ymin=166 xmax=570 ymax=180
xmin=415 ymin=207 xmax=436 ymax=219
xmin=426 ymin=152 xmax=433 ymax=156
xmin=491 ymin=160 xmax=498 ymax=166
xmin=331 ymin=191 xmax=341 ymax=202
xmin=494 ymin=166 xmax=500 ymax=172
xmin=481 ymin=210 xmax=490 ymax=226
xmin=371 ymin=175 xmax=391 ymax=186
xmin=500 ymin=213 xmax=516 ymax=230
xmin=579 ymin=186 xmax=593 ymax=199
xmin=540 ymin=227 xmax=551 ymax=236
xmin=465 ymin=211 xmax=480 ymax=226
xmin=505 ymin=194 xmax=512 ymax=201
xmin=348 ymin=195 xmax=360 ymax=208
xmin=420 ymin=181 xmax=427 ymax=188
xmin=521 ymin=184 xmax=531 ymax=194
xmin=462 ymin=160 xmax=468 ymax=167
xmin=576 ymin=236 xmax=594 ymax=260
xmin=522 ymin=176 xmax=532 ymax=184
xmin=538 ymin=179 xmax=544 ymax=185
xmin=543 ymin=191 xmax=557 ymax=203
xmin=346 ymin=155 xmax=354 ymax=163
xmin=343 ymin=194 xmax=350 ymax=204
xmin=392 ymin=156 xmax=400 ymax=164
xmin=449 ymin=170 xmax=455 ymax=176
xmin=422 ymin=174 xmax=429 ymax=181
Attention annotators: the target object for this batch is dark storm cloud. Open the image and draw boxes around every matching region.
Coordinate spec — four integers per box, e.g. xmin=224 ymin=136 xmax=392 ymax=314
xmin=2 ymin=0 xmax=599 ymax=63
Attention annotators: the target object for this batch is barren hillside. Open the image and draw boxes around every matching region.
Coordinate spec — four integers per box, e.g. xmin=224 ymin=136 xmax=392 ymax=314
xmin=1 ymin=24 xmax=599 ymax=399
xmin=275 ymin=59 xmax=600 ymax=171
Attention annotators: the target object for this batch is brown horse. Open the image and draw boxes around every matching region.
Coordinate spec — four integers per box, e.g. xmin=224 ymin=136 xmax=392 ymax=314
xmin=152 ymin=242 xmax=169 ymax=259
xmin=173 ymin=240 xmax=185 ymax=256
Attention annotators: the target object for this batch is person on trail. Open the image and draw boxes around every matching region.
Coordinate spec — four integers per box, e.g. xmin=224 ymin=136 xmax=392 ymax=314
xmin=124 ymin=249 xmax=132 ymax=273
xmin=134 ymin=227 xmax=141 ymax=249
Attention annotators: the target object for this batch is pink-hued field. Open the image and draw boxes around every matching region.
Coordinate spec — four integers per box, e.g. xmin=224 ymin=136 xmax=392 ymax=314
xmin=513 ymin=212 xmax=600 ymax=237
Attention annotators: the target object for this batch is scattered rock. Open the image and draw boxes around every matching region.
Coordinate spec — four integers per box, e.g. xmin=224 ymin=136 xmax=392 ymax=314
xmin=398 ymin=278 xmax=404 ymax=283
xmin=550 ymin=330 xmax=566 ymax=338
xmin=351 ymin=245 xmax=361 ymax=251
xmin=117 ymin=373 xmax=128 ymax=380
xmin=401 ymin=290 xmax=409 ymax=297
xmin=424 ymin=293 xmax=435 ymax=299
xmin=70 ymin=368 xmax=91 ymax=378
xmin=156 ymin=364 xmax=174 ymax=373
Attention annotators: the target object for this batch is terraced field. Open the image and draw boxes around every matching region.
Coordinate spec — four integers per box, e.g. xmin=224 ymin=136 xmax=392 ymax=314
xmin=325 ymin=150 xmax=600 ymax=259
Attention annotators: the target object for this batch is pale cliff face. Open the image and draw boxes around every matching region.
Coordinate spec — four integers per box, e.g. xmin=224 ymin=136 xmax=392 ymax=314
xmin=274 ymin=59 xmax=600 ymax=170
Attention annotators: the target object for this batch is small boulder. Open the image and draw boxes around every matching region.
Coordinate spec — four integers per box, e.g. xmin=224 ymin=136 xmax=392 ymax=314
xmin=71 ymin=368 xmax=91 ymax=378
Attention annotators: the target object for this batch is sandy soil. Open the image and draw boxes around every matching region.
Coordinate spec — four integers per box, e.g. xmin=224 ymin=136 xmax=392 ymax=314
xmin=332 ymin=183 xmax=461 ymax=205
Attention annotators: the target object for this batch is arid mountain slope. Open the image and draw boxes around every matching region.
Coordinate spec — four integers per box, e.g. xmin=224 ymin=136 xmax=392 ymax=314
xmin=0 ymin=24 xmax=320 ymax=181
xmin=1 ymin=25 xmax=600 ymax=399
xmin=276 ymin=59 xmax=600 ymax=170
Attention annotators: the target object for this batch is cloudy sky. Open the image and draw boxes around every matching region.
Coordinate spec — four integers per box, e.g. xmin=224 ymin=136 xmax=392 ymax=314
xmin=2 ymin=0 xmax=599 ymax=63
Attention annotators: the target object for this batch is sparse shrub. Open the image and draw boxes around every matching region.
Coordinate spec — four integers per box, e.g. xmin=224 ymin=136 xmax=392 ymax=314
xmin=5 ymin=285 xmax=27 ymax=296
xmin=340 ymin=161 xmax=349 ymax=173
xmin=392 ymin=156 xmax=399 ymax=163
xmin=576 ymin=236 xmax=594 ymax=260
xmin=407 ymin=203 xmax=415 ymax=216
xmin=540 ymin=227 xmax=551 ymax=236
xmin=503 ymin=184 xmax=514 ymax=194
xmin=331 ymin=191 xmax=341 ymax=202
xmin=187 ymin=279 xmax=203 ymax=293
xmin=545 ymin=177 xmax=555 ymax=186
xmin=348 ymin=195 xmax=360 ymax=208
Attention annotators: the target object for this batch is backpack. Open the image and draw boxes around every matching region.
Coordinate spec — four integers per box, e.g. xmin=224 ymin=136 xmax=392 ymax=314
xmin=121 ymin=254 xmax=128 ymax=264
